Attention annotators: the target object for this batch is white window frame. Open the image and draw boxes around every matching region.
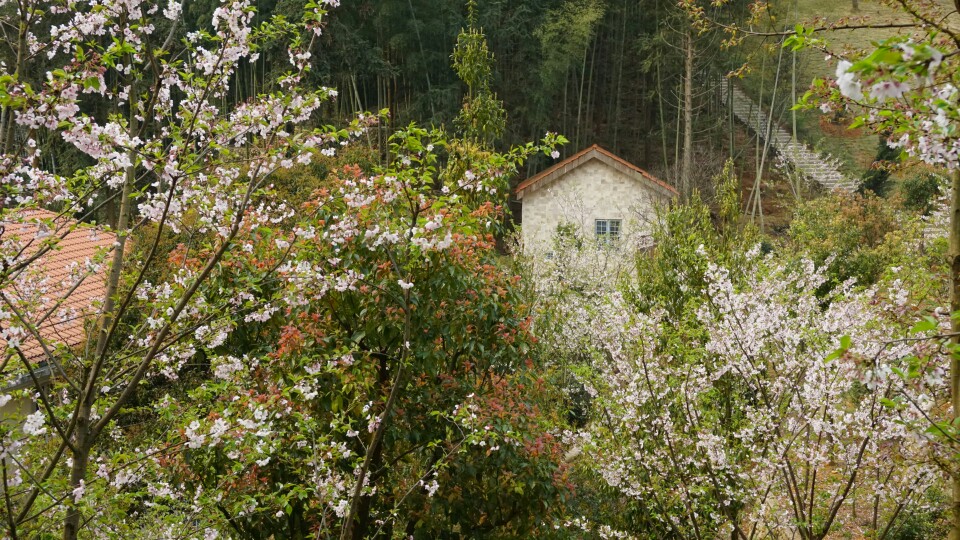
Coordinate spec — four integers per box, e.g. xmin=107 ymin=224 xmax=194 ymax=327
xmin=595 ymin=219 xmax=621 ymax=244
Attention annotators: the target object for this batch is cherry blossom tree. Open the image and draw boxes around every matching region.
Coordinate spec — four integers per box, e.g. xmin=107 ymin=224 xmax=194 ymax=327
xmin=0 ymin=0 xmax=362 ymax=537
xmin=674 ymin=0 xmax=960 ymax=533
xmin=0 ymin=1 xmax=574 ymax=537
xmin=781 ymin=2 xmax=960 ymax=535
xmin=138 ymin=128 xmax=572 ymax=539
xmin=529 ymin=175 xmax=950 ymax=537
xmin=545 ymin=243 xmax=945 ymax=538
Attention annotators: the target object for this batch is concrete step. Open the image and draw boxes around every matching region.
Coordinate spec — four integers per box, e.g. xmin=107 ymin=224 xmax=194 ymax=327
xmin=722 ymin=81 xmax=858 ymax=192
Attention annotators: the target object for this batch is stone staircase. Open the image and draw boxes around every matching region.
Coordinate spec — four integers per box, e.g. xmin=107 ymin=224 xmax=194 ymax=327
xmin=719 ymin=82 xmax=949 ymax=239
xmin=720 ymin=81 xmax=859 ymax=192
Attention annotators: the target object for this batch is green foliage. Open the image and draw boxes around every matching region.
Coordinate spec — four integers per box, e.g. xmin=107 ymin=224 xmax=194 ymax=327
xmin=787 ymin=190 xmax=913 ymax=291
xmin=533 ymin=0 xmax=605 ymax=108
xmin=267 ymin=143 xmax=381 ymax=206
xmin=888 ymin=487 xmax=950 ymax=540
xmin=452 ymin=5 xmax=507 ymax=148
xmin=635 ymin=160 xmax=756 ymax=317
xmin=634 ymin=190 xmax=714 ymax=317
xmin=859 ymin=132 xmax=901 ymax=196
xmin=155 ymin=127 xmax=572 ymax=538
xmin=529 ymin=162 xmax=758 ymax=537
xmin=552 ymin=221 xmax=584 ymax=252
xmin=898 ymin=171 xmax=943 ymax=215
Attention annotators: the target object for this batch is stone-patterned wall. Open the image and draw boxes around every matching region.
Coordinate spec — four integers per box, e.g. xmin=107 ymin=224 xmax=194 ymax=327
xmin=520 ymin=159 xmax=670 ymax=251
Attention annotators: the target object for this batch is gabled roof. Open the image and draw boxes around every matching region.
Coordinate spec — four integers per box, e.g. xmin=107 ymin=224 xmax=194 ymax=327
xmin=514 ymin=144 xmax=678 ymax=200
xmin=1 ymin=209 xmax=116 ymax=362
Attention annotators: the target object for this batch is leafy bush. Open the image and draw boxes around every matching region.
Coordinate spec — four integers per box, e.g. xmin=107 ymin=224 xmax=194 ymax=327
xmin=888 ymin=487 xmax=950 ymax=540
xmin=898 ymin=171 xmax=943 ymax=215
xmin=859 ymin=133 xmax=900 ymax=196
xmin=787 ymin=190 xmax=911 ymax=291
xmin=267 ymin=143 xmax=381 ymax=205
xmin=634 ymin=159 xmax=756 ymax=317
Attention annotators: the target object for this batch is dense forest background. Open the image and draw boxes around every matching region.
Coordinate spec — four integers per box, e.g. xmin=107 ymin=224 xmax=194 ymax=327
xmin=7 ymin=0 xmax=846 ymax=232
xmin=180 ymin=0 xmax=750 ymax=177
xmin=6 ymin=0 xmax=905 ymax=233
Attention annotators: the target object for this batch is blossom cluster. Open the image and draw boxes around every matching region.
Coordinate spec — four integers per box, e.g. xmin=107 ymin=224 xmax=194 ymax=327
xmin=819 ymin=36 xmax=960 ymax=169
xmin=543 ymin=242 xmax=945 ymax=537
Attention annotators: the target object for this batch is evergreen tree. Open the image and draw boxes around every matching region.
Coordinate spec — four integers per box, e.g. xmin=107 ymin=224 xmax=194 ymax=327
xmin=452 ymin=1 xmax=506 ymax=147
xmin=859 ymin=132 xmax=900 ymax=196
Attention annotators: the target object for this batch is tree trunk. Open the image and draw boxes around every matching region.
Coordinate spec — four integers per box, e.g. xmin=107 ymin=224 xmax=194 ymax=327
xmin=950 ymin=168 xmax=960 ymax=540
xmin=2 ymin=11 xmax=28 ymax=156
xmin=584 ymin=38 xmax=598 ymax=149
xmin=612 ymin=0 xmax=627 ymax=149
xmin=406 ymin=0 xmax=435 ymax=119
xmin=61 ymin=424 xmax=90 ymax=540
xmin=727 ymin=79 xmax=734 ymax=160
xmin=352 ymin=439 xmax=385 ymax=540
xmin=63 ymin=78 xmax=138 ymax=540
xmin=340 ymin=354 xmax=406 ymax=540
xmin=681 ymin=28 xmax=694 ymax=199
xmin=680 ymin=29 xmax=693 ymax=199
xmin=576 ymin=37 xmax=589 ymax=149
xmin=63 ymin=166 xmax=132 ymax=540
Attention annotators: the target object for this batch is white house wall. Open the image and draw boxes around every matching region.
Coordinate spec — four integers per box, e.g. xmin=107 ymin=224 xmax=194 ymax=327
xmin=519 ymin=159 xmax=670 ymax=251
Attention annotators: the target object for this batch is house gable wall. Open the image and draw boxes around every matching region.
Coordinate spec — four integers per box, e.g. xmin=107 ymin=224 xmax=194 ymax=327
xmin=519 ymin=158 xmax=671 ymax=250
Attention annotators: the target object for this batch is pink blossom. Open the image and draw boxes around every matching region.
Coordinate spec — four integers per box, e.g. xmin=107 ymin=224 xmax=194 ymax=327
xmin=869 ymin=80 xmax=911 ymax=101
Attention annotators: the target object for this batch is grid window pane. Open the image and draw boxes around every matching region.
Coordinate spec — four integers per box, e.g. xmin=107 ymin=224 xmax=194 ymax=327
xmin=609 ymin=220 xmax=621 ymax=240
xmin=595 ymin=220 xmax=607 ymax=237
xmin=595 ymin=219 xmax=622 ymax=246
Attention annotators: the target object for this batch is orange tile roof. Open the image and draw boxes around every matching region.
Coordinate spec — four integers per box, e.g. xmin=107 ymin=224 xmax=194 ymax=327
xmin=514 ymin=144 xmax=678 ymax=199
xmin=1 ymin=208 xmax=116 ymax=362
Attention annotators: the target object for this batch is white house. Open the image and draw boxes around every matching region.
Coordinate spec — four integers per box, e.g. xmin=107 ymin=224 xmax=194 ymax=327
xmin=514 ymin=144 xmax=677 ymax=251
